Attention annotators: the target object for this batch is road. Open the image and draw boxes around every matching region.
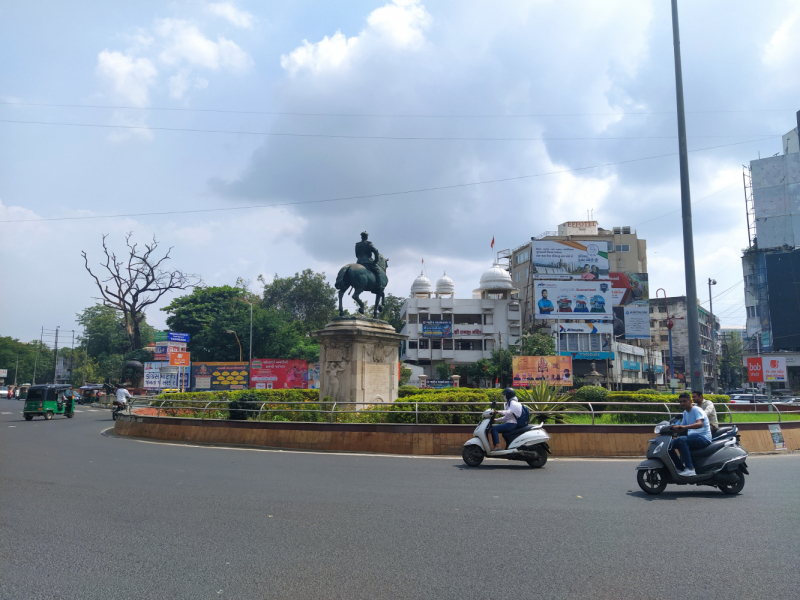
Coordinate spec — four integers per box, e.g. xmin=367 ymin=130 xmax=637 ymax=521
xmin=1 ymin=397 xmax=799 ymax=600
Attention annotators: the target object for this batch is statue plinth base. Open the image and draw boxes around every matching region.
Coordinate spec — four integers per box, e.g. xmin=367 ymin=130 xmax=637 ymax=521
xmin=313 ymin=317 xmax=407 ymax=406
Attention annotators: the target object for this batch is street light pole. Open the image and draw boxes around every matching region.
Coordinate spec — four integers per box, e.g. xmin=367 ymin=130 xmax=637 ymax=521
xmin=226 ymin=330 xmax=242 ymax=362
xmin=248 ymin=302 xmax=253 ymax=366
xmin=670 ymin=0 xmax=704 ymax=393
xmin=52 ymin=326 xmax=60 ymax=384
xmin=708 ymin=278 xmax=717 ymax=393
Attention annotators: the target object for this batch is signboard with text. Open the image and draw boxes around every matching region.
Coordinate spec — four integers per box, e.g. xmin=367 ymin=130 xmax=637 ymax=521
xmin=167 ymin=332 xmax=190 ymax=343
xmin=169 ymin=352 xmax=191 ymax=366
xmin=191 ymin=362 xmax=249 ymax=391
xmin=623 ymin=304 xmax=650 ymax=339
xmin=144 ymin=362 xmax=189 ymax=390
xmin=512 ymin=355 xmax=573 ymax=387
xmin=421 ymin=321 xmax=452 ymax=338
xmin=609 ymin=272 xmax=649 ymax=306
xmin=531 ymin=241 xmax=609 ymax=279
xmin=250 ymin=359 xmax=309 ymax=389
xmin=747 ymin=357 xmax=764 ymax=382
xmin=748 ymin=357 xmax=786 ymax=382
xmin=532 ymin=280 xmax=612 ymax=319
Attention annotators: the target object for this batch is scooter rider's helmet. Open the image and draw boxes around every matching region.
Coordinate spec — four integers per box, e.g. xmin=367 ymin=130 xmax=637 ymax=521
xmin=501 ymin=387 xmax=516 ymax=402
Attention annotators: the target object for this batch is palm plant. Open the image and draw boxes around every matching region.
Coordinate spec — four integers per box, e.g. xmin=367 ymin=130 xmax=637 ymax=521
xmin=515 ymin=381 xmax=580 ymax=424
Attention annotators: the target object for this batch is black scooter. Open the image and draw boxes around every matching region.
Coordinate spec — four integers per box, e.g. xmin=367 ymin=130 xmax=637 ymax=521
xmin=635 ymin=418 xmax=748 ymax=495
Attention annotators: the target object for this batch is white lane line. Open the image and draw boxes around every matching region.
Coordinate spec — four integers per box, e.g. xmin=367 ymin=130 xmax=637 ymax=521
xmin=9 ymin=425 xmax=16 ymax=428
xmin=1 ymin=412 xmax=12 ymax=414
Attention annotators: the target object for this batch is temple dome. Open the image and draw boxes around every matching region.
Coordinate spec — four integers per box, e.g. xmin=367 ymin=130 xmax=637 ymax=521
xmin=435 ymin=272 xmax=455 ymax=295
xmin=410 ymin=271 xmax=432 ymax=295
xmin=478 ymin=262 xmax=513 ymax=290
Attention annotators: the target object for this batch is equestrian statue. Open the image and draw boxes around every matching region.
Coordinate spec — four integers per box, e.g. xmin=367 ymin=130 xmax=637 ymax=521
xmin=335 ymin=231 xmax=389 ymax=318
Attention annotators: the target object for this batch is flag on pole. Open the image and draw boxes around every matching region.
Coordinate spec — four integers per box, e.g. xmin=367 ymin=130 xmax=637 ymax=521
xmin=491 ymin=236 xmax=495 ymax=249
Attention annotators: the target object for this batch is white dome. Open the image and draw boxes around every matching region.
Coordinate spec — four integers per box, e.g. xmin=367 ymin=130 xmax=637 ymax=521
xmin=436 ymin=272 xmax=455 ymax=294
xmin=410 ymin=271 xmax=432 ymax=295
xmin=479 ymin=262 xmax=513 ymax=290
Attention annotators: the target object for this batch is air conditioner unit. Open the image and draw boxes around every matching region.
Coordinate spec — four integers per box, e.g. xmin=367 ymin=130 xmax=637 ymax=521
xmin=613 ymin=227 xmax=622 ymax=234
xmin=622 ymin=226 xmax=631 ymax=234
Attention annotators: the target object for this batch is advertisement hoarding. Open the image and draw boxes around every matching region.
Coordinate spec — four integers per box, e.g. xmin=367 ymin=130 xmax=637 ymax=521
xmin=609 ymin=272 xmax=649 ymax=306
xmin=532 ymin=280 xmax=612 ymax=319
xmin=144 ymin=362 xmax=189 ymax=390
xmin=623 ymin=304 xmax=650 ymax=339
xmin=763 ymin=357 xmax=787 ymax=381
xmin=191 ymin=362 xmax=250 ymax=390
xmin=250 ymin=359 xmax=309 ymax=389
xmin=666 ymin=356 xmax=686 ymax=385
xmin=0 ymin=369 xmax=7 ymax=378
xmin=747 ymin=357 xmax=764 ymax=383
xmin=555 ymin=322 xmax=613 ymax=334
xmin=531 ymin=241 xmax=609 ymax=279
xmin=421 ymin=321 xmax=452 ymax=337
xmin=154 ymin=342 xmax=187 ymax=361
xmin=512 ymin=356 xmax=573 ymax=387
xmin=169 ymin=351 xmax=191 ymax=366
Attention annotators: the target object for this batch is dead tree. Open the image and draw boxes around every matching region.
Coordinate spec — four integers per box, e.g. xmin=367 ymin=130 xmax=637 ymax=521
xmin=82 ymin=233 xmax=201 ymax=350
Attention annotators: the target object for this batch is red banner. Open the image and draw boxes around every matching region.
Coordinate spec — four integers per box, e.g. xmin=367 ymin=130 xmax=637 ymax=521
xmin=250 ymin=359 xmax=309 ymax=389
xmin=747 ymin=357 xmax=764 ymax=383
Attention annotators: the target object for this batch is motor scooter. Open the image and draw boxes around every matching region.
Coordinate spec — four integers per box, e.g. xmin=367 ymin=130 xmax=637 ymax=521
xmin=635 ymin=417 xmax=748 ymax=495
xmin=111 ymin=401 xmax=127 ymax=421
xmin=462 ymin=402 xmax=550 ymax=468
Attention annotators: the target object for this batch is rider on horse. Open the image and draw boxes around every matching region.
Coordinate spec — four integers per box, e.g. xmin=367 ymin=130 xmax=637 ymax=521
xmin=356 ymin=232 xmax=388 ymax=290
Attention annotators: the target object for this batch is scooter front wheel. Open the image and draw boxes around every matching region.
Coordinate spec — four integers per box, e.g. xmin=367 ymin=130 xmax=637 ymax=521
xmin=462 ymin=445 xmax=485 ymax=467
xmin=637 ymin=468 xmax=667 ymax=495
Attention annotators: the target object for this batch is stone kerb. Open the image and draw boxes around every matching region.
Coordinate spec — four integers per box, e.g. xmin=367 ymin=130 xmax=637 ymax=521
xmin=312 ymin=317 xmax=407 ymax=406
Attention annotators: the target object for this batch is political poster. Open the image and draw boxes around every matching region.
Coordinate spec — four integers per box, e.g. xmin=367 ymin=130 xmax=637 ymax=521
xmin=192 ymin=362 xmax=249 ymax=391
xmin=623 ymin=304 xmax=650 ymax=339
xmin=512 ymin=355 xmax=573 ymax=387
xmin=531 ymin=241 xmax=609 ymax=279
xmin=532 ymin=280 xmax=612 ymax=319
xmin=609 ymin=272 xmax=649 ymax=306
xmin=421 ymin=320 xmax=452 ymax=337
xmin=250 ymin=359 xmax=309 ymax=389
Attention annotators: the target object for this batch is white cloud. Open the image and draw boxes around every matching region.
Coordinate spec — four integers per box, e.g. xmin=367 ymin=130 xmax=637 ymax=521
xmin=156 ymin=18 xmax=252 ymax=72
xmin=763 ymin=8 xmax=800 ymax=67
xmin=206 ymin=2 xmax=254 ymax=29
xmin=168 ymin=71 xmax=210 ymax=99
xmin=95 ymin=50 xmax=157 ymax=106
xmin=280 ymin=0 xmax=431 ymax=75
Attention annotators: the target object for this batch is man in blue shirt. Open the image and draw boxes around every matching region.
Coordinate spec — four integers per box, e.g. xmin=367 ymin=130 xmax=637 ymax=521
xmin=669 ymin=392 xmax=712 ymax=477
xmin=538 ymin=289 xmax=554 ymax=315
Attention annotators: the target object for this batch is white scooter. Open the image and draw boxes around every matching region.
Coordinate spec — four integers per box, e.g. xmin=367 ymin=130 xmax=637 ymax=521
xmin=462 ymin=401 xmax=551 ymax=468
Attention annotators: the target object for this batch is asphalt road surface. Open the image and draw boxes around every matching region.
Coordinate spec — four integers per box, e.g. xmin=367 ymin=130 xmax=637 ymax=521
xmin=1 ymin=397 xmax=799 ymax=600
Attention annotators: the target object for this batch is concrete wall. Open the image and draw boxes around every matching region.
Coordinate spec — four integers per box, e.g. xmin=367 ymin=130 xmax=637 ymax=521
xmin=751 ymin=152 xmax=800 ymax=249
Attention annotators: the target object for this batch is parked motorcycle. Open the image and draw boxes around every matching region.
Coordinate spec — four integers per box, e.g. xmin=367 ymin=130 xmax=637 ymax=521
xmin=462 ymin=403 xmax=551 ymax=468
xmin=635 ymin=418 xmax=748 ymax=495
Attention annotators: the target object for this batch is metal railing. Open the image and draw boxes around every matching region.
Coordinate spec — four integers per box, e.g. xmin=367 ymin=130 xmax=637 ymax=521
xmin=123 ymin=397 xmax=800 ymax=425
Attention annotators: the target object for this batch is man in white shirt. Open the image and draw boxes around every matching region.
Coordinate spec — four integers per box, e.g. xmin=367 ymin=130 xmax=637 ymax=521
xmin=115 ymin=386 xmax=132 ymax=405
xmin=692 ymin=390 xmax=718 ymax=433
xmin=492 ymin=388 xmax=523 ymax=451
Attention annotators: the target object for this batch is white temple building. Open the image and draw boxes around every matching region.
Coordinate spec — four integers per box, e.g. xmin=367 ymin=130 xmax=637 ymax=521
xmin=400 ymin=264 xmax=521 ymax=379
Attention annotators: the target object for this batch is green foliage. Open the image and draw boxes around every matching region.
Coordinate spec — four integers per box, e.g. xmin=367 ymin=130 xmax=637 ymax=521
xmin=515 ymin=381 xmax=579 ymax=424
xmin=719 ymin=333 xmax=744 ymax=390
xmin=574 ymin=385 xmax=609 ymax=403
xmin=515 ymin=332 xmax=556 ymax=356
xmin=377 ymin=293 xmax=405 ymax=332
xmin=0 ymin=337 xmax=54 ymax=385
xmin=399 ymin=365 xmax=412 ymax=387
xmin=434 ymin=361 xmax=453 ymax=380
xmin=228 ymin=391 xmax=261 ymax=420
xmin=604 ymin=392 xmax=730 ymax=424
xmin=260 ymin=269 xmax=337 ymax=332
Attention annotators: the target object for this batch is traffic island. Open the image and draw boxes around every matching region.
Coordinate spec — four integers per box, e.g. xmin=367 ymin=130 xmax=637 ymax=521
xmin=114 ymin=414 xmax=800 ymax=456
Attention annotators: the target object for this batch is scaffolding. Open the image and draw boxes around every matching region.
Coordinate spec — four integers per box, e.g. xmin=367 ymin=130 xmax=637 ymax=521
xmin=743 ymin=164 xmax=756 ymax=248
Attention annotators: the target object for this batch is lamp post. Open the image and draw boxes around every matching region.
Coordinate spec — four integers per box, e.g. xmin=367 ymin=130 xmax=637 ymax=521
xmin=708 ymin=278 xmax=717 ymax=394
xmin=247 ymin=301 xmax=253 ymax=366
xmin=226 ymin=330 xmax=242 ymax=362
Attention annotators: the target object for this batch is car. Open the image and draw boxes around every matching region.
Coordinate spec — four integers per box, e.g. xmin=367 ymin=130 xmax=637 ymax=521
xmin=0 ymin=386 xmax=9 ymax=398
xmin=729 ymin=394 xmax=769 ymax=404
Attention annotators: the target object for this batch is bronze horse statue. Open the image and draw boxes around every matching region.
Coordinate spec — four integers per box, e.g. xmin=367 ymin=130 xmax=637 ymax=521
xmin=335 ymin=254 xmax=388 ymax=318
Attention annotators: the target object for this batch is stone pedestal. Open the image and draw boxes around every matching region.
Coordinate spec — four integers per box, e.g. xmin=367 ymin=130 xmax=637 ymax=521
xmin=313 ymin=317 xmax=408 ymax=405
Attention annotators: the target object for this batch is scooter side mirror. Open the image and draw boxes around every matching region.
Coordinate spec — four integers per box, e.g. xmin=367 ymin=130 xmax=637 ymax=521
xmin=490 ymin=400 xmax=497 ymax=409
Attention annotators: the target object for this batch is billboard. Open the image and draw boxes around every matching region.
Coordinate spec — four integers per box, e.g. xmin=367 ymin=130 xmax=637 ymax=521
xmin=421 ymin=320 xmax=452 ymax=338
xmin=666 ymin=356 xmax=686 ymax=385
xmin=609 ymin=272 xmax=649 ymax=306
xmin=765 ymin=250 xmax=800 ymax=350
xmin=191 ymin=362 xmax=250 ymax=391
xmin=144 ymin=362 xmax=189 ymax=390
xmin=307 ymin=363 xmax=320 ymax=389
xmin=512 ymin=355 xmax=573 ymax=387
xmin=555 ymin=322 xmax=613 ymax=334
xmin=169 ymin=351 xmax=191 ymax=366
xmin=747 ymin=357 xmax=763 ymax=383
xmin=532 ymin=280 xmax=612 ymax=318
xmin=531 ymin=241 xmax=609 ymax=279
xmin=623 ymin=304 xmax=650 ymax=339
xmin=250 ymin=359 xmax=309 ymax=389
xmin=154 ymin=342 xmax=187 ymax=361
xmin=763 ymin=357 xmax=787 ymax=382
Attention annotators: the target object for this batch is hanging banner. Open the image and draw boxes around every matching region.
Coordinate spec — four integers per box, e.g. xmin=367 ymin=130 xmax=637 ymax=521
xmin=250 ymin=359 xmax=309 ymax=389
xmin=623 ymin=304 xmax=650 ymax=339
xmin=531 ymin=241 xmax=609 ymax=279
xmin=421 ymin=321 xmax=453 ymax=337
xmin=191 ymin=362 xmax=250 ymax=391
xmin=532 ymin=280 xmax=612 ymax=318
xmin=512 ymin=355 xmax=573 ymax=387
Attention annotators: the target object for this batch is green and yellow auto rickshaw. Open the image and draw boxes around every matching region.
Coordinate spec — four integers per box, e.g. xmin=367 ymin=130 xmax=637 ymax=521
xmin=23 ymin=384 xmax=75 ymax=420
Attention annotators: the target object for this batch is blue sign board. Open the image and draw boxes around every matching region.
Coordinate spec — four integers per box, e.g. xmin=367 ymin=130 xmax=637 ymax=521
xmin=421 ymin=321 xmax=452 ymax=338
xmin=644 ymin=364 xmax=664 ymax=373
xmin=427 ymin=379 xmax=454 ymax=389
xmin=623 ymin=360 xmax=641 ymax=371
xmin=167 ymin=332 xmax=190 ymax=343
xmin=560 ymin=351 xmax=614 ymax=360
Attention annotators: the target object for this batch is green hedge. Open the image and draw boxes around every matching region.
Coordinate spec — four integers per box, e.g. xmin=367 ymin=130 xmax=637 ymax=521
xmin=387 ymin=389 xmax=501 ymax=424
xmin=603 ymin=392 xmax=730 ymax=424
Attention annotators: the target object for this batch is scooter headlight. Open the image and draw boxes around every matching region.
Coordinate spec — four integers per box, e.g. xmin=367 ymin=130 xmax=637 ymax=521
xmin=654 ymin=425 xmax=663 ymax=434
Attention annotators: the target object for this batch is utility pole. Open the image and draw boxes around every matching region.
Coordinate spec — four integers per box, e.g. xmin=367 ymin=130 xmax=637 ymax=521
xmin=14 ymin=353 xmax=19 ymax=386
xmin=708 ymin=278 xmax=717 ymax=393
xmin=52 ymin=326 xmax=60 ymax=384
xmin=248 ymin=301 xmax=253 ymax=366
xmin=33 ymin=327 xmax=43 ymax=385
xmin=671 ymin=0 xmax=704 ymax=393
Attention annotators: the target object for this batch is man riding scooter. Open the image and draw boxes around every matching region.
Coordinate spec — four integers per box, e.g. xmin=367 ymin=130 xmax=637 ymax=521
xmin=669 ymin=392 xmax=712 ymax=477
xmin=491 ymin=388 xmax=523 ymax=451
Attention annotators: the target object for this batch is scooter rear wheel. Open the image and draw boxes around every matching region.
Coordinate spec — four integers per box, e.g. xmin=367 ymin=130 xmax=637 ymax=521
xmin=525 ymin=446 xmax=548 ymax=468
xmin=462 ymin=445 xmax=485 ymax=467
xmin=637 ymin=468 xmax=667 ymax=495
xmin=718 ymin=471 xmax=745 ymax=495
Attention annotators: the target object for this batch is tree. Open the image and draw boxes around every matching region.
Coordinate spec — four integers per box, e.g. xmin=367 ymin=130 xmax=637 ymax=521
xmin=720 ymin=333 xmax=744 ymax=390
xmin=82 ymin=233 xmax=200 ymax=351
xmin=516 ymin=332 xmax=556 ymax=356
xmin=0 ymin=337 xmax=54 ymax=385
xmin=260 ymin=269 xmax=336 ymax=332
xmin=378 ymin=294 xmax=406 ymax=332
xmin=434 ymin=361 xmax=453 ymax=380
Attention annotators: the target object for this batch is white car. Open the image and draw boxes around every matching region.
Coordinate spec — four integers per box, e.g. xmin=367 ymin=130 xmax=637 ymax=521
xmin=729 ymin=394 xmax=768 ymax=404
xmin=0 ymin=386 xmax=9 ymax=398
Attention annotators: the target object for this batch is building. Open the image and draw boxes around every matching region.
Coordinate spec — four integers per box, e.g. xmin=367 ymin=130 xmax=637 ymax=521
xmin=400 ymin=264 xmax=521 ymax=380
xmin=739 ymin=111 xmax=800 ymax=391
xmin=649 ymin=296 xmax=720 ymax=391
xmin=509 ymin=221 xmax=647 ymax=325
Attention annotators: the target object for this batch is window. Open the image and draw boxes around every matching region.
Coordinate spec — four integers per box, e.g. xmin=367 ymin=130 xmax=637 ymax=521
xmin=418 ymin=312 xmax=429 ymax=322
xmin=408 ymin=314 xmax=418 ymax=324
xmin=615 ymin=244 xmax=630 ymax=252
xmin=567 ymin=333 xmax=579 ymax=352
xmin=408 ymin=341 xmax=418 ymax=349
xmin=515 ymin=272 xmax=521 ymax=282
xmin=484 ymin=313 xmax=494 ymax=325
xmin=578 ymin=334 xmax=590 ymax=352
xmin=484 ymin=339 xmax=494 ymax=351
xmin=429 ymin=314 xmax=442 ymax=321
xmin=650 ymin=319 xmax=656 ymax=327
xmin=454 ymin=314 xmax=482 ymax=325
xmin=457 ymin=340 xmax=476 ymax=351
xmin=441 ymin=313 xmax=452 ymax=322
xmin=658 ymin=306 xmax=667 ymax=313
xmin=418 ymin=339 xmax=429 ymax=349
xmin=443 ymin=339 xmax=453 ymax=350
xmin=508 ymin=303 xmax=519 ymax=311
xmin=590 ymin=335 xmax=601 ymax=351
xmin=660 ymin=335 xmax=669 ymax=342
xmin=431 ymin=339 xmax=442 ymax=350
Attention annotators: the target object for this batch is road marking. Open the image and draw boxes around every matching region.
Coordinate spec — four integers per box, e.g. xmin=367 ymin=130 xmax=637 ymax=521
xmin=9 ymin=425 xmax=16 ymax=428
xmin=1 ymin=412 xmax=12 ymax=414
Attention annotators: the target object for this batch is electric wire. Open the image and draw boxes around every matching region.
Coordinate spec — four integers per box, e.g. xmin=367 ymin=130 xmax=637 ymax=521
xmin=0 ymin=136 xmax=776 ymax=224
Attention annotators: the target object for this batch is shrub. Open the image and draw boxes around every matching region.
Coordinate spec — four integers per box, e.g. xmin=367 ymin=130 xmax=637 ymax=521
xmin=603 ymin=392 xmax=730 ymax=424
xmin=516 ymin=381 xmax=583 ymax=424
xmin=228 ymin=391 xmax=261 ymax=421
xmin=574 ymin=386 xmax=609 ymax=403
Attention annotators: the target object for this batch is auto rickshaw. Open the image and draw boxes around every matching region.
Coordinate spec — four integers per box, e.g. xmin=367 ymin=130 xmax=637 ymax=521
xmin=23 ymin=384 xmax=75 ymax=420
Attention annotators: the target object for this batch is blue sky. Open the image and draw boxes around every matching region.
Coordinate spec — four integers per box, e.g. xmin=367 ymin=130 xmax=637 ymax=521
xmin=2 ymin=0 xmax=799 ymax=341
